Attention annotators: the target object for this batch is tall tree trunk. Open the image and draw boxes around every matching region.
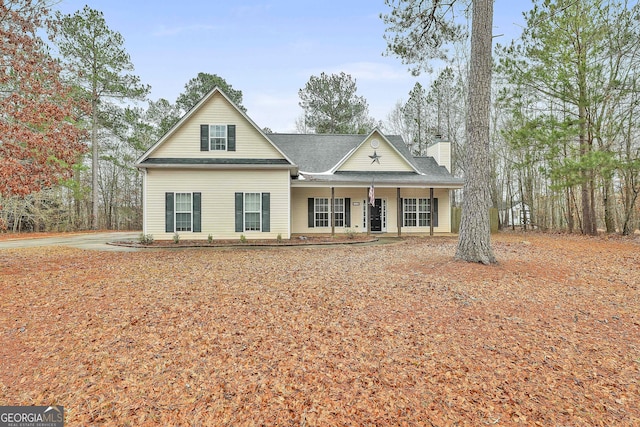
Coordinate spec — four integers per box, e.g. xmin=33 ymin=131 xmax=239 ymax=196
xmin=621 ymin=186 xmax=638 ymax=236
xmin=603 ymin=175 xmax=616 ymax=233
xmin=580 ymin=181 xmax=592 ymax=233
xmin=589 ymin=174 xmax=597 ymax=233
xmin=455 ymin=0 xmax=496 ymax=264
xmin=74 ymin=167 xmax=81 ymax=229
xmin=518 ymin=174 xmax=526 ymax=231
xmin=91 ymin=96 xmax=99 ymax=230
xmin=621 ymin=106 xmax=639 ymax=235
xmin=578 ymin=46 xmax=596 ymax=235
xmin=566 ymin=187 xmax=574 ymax=233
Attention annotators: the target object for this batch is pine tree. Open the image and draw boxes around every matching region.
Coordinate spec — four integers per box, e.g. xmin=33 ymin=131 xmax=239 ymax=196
xmin=52 ymin=6 xmax=149 ymax=229
xmin=298 ymin=72 xmax=376 ymax=134
xmin=383 ymin=0 xmax=497 ymax=263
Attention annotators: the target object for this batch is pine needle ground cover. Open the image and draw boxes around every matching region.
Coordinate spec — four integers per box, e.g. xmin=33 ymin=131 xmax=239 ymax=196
xmin=1 ymin=234 xmax=638 ymax=425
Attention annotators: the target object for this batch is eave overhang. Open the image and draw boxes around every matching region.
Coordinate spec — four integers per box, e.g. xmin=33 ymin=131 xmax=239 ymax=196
xmin=292 ymin=171 xmax=464 ymax=189
xmin=136 ymin=158 xmax=299 ymax=175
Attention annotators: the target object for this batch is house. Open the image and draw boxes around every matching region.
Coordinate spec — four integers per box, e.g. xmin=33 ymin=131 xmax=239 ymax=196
xmin=500 ymin=202 xmax=531 ymax=228
xmin=135 ymin=87 xmax=463 ymax=240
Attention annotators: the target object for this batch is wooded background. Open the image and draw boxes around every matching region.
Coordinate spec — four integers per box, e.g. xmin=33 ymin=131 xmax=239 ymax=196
xmin=1 ymin=0 xmax=639 ymax=236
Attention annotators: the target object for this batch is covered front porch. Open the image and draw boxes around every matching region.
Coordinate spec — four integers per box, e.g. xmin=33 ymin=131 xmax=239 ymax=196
xmin=290 ymin=184 xmax=456 ymax=237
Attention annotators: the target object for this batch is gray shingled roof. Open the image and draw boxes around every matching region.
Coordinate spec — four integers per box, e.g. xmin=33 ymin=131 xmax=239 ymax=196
xmin=269 ymin=133 xmax=463 ymax=187
xmin=413 ymin=156 xmax=455 ymax=178
xmin=268 ymin=134 xmax=364 ymax=173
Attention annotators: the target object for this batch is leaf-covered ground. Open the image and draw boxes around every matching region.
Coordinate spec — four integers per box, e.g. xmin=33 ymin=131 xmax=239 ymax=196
xmin=1 ymin=233 xmax=638 ymax=426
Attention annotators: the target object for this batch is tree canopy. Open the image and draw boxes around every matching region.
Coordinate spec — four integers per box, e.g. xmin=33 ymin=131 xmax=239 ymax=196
xmin=403 ymin=82 xmax=430 ymax=155
xmin=382 ymin=0 xmax=466 ymax=75
xmin=0 ymin=0 xmax=87 ymax=199
xmin=497 ymin=0 xmax=640 ymax=235
xmin=53 ymin=5 xmax=149 ymax=229
xmin=176 ymin=73 xmax=245 ymax=113
xmin=298 ymin=72 xmax=377 ymax=134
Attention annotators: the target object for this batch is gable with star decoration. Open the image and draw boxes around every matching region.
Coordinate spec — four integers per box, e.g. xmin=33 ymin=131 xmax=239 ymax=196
xmin=334 ymin=129 xmax=418 ymax=173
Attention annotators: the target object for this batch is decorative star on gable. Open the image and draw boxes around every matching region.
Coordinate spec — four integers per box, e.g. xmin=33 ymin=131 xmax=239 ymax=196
xmin=369 ymin=151 xmax=381 ymax=164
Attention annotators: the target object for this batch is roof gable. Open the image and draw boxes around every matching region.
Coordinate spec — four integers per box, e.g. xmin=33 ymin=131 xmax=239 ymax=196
xmin=136 ymin=87 xmax=295 ymax=167
xmin=269 ymin=130 xmax=420 ymax=175
xmin=334 ymin=129 xmax=419 ymax=173
xmin=270 ymin=131 xmax=462 ymax=187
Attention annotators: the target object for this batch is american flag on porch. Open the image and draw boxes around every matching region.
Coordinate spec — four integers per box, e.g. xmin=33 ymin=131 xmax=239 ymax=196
xmin=368 ymin=181 xmax=375 ymax=206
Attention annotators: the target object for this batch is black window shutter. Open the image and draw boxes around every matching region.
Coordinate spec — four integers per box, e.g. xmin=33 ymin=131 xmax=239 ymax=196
xmin=344 ymin=198 xmax=351 ymax=227
xmin=308 ymin=198 xmax=314 ymax=228
xmin=262 ymin=193 xmax=270 ymax=232
xmin=165 ymin=192 xmax=174 ymax=232
xmin=235 ymin=192 xmax=244 ymax=232
xmin=200 ymin=125 xmax=209 ymax=151
xmin=193 ymin=192 xmax=201 ymax=232
xmin=433 ymin=198 xmax=439 ymax=227
xmin=227 ymin=125 xmax=236 ymax=151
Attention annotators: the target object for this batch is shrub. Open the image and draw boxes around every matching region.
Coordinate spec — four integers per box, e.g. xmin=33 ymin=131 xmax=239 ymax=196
xmin=345 ymin=229 xmax=356 ymax=239
xmin=173 ymin=232 xmax=180 ymax=244
xmin=208 ymin=234 xmax=213 ymax=244
xmin=138 ymin=233 xmax=154 ymax=245
xmin=240 ymin=234 xmax=247 ymax=243
xmin=276 ymin=233 xmax=282 ymax=243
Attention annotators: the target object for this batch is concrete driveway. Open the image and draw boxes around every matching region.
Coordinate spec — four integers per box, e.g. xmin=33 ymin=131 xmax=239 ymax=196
xmin=0 ymin=232 xmax=141 ymax=252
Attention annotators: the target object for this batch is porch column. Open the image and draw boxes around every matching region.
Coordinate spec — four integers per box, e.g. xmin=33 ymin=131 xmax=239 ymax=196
xmin=397 ymin=188 xmax=402 ymax=237
xmin=366 ymin=187 xmax=370 ymax=236
xmin=331 ymin=187 xmax=335 ymax=236
xmin=430 ymin=187 xmax=435 ymax=236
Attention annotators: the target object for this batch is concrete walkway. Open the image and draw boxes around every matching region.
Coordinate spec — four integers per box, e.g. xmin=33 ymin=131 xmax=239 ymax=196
xmin=0 ymin=232 xmax=141 ymax=252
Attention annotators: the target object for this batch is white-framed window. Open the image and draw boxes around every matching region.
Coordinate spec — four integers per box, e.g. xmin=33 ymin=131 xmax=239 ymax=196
xmin=403 ymin=198 xmax=432 ymax=227
xmin=403 ymin=198 xmax=417 ymax=227
xmin=210 ymin=124 xmax=227 ymax=150
xmin=333 ymin=198 xmax=345 ymax=227
xmin=175 ymin=192 xmax=192 ymax=231
xmin=310 ymin=197 xmax=348 ymax=228
xmin=314 ymin=198 xmax=329 ymax=227
xmin=244 ymin=193 xmax=261 ymax=231
xmin=418 ymin=198 xmax=430 ymax=226
xmin=236 ymin=192 xmax=269 ymax=233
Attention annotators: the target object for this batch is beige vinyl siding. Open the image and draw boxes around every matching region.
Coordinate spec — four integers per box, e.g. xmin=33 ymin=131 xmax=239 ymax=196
xmin=151 ymin=92 xmax=284 ymax=160
xmin=291 ymin=187 xmax=452 ymax=234
xmin=145 ymin=168 xmax=290 ymax=240
xmin=426 ymin=140 xmax=451 ymax=172
xmin=338 ymin=136 xmax=414 ymax=172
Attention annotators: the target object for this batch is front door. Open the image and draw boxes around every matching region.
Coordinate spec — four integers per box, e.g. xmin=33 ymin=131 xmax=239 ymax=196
xmin=370 ymin=198 xmax=383 ymax=232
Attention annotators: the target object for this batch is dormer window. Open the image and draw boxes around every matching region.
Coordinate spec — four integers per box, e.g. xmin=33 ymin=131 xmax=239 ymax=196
xmin=200 ymin=124 xmax=236 ymax=152
xmin=210 ymin=125 xmax=227 ymax=150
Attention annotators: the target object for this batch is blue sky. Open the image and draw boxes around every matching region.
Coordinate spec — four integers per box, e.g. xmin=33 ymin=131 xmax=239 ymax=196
xmin=55 ymin=0 xmax=531 ymax=133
